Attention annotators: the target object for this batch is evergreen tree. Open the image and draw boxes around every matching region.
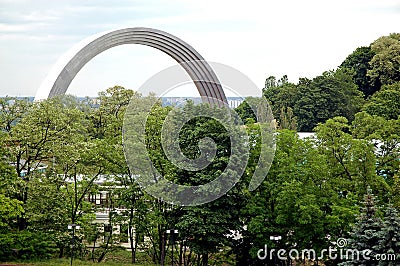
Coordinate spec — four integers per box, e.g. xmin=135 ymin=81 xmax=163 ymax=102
xmin=375 ymin=205 xmax=400 ymax=265
xmin=339 ymin=187 xmax=383 ymax=266
xmin=278 ymin=106 xmax=297 ymax=130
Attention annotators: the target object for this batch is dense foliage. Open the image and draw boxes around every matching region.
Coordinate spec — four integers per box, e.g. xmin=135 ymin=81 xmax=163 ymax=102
xmin=1 ymin=33 xmax=400 ymax=265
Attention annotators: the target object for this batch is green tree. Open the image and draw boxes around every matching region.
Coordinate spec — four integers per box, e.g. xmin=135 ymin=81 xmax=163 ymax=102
xmin=339 ymin=188 xmax=383 ymax=266
xmin=340 ymin=46 xmax=379 ymax=98
xmin=130 ymin=100 xmax=250 ymax=265
xmin=235 ymin=97 xmax=257 ymax=123
xmin=122 ymin=92 xmax=178 ymax=265
xmin=363 ymin=82 xmax=400 ymax=120
xmin=263 ymin=70 xmax=364 ymax=132
xmin=166 ymin=102 xmax=247 ymax=266
xmin=263 ymin=77 xmax=300 ymax=129
xmin=4 ymin=96 xmax=85 ymax=229
xmin=375 ymin=205 xmax=400 ymax=265
xmin=24 ymin=176 xmax=70 ymax=258
xmin=352 ymin=112 xmax=400 ymax=190
xmin=0 ymin=194 xmax=23 ymax=229
xmin=89 ymin=85 xmax=135 ymax=139
xmin=0 ymin=96 xmax=31 ymax=132
xmin=392 ymin=175 xmax=400 ymax=209
xmin=90 ymin=87 xmax=154 ymax=263
xmin=368 ymin=33 xmax=400 ymax=86
xmin=294 ymin=69 xmax=364 ymax=131
xmin=243 ymin=129 xmax=359 ymax=265
xmin=278 ymin=106 xmax=297 ymax=130
xmin=315 ymin=116 xmax=388 ymax=199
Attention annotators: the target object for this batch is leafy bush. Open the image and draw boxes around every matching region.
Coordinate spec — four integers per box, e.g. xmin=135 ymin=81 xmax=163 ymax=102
xmin=0 ymin=230 xmax=58 ymax=260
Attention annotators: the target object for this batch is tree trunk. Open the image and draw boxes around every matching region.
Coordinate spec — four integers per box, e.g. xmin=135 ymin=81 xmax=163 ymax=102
xmin=133 ymin=230 xmax=139 ymax=264
xmin=129 ymin=223 xmax=136 ymax=263
xmin=91 ymin=235 xmax=98 ymax=262
xmin=202 ymin=253 xmax=208 ymax=266
xmin=17 ymin=188 xmax=28 ymax=230
xmin=160 ymin=232 xmax=166 ymax=266
xmin=58 ymin=245 xmax=64 ymax=258
xmin=97 ymin=225 xmax=112 ymax=262
xmin=179 ymin=241 xmax=183 ymax=266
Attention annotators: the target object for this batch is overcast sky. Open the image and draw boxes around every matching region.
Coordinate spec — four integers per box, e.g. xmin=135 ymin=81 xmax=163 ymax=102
xmin=1 ymin=0 xmax=399 ymax=97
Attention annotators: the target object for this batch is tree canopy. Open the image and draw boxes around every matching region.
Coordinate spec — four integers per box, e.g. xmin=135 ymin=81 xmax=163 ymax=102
xmin=1 ymin=32 xmax=400 ymax=265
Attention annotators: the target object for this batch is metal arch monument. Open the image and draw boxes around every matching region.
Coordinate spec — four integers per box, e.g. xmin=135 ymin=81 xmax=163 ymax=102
xmin=34 ymin=27 xmax=228 ymax=106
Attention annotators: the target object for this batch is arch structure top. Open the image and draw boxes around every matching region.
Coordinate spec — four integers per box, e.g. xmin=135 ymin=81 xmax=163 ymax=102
xmin=35 ymin=27 xmax=227 ymax=107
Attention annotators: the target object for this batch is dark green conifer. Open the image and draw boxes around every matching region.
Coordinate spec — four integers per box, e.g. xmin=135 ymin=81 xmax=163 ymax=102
xmin=375 ymin=205 xmax=400 ymax=265
xmin=339 ymin=187 xmax=383 ymax=266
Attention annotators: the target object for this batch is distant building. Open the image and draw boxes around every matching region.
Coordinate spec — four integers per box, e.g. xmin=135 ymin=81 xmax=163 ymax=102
xmin=228 ymin=99 xmax=243 ymax=109
xmin=9 ymin=160 xmax=48 ymax=177
xmin=161 ymin=97 xmax=243 ymax=109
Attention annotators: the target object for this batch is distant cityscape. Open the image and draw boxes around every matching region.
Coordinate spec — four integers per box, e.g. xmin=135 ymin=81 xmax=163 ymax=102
xmin=1 ymin=96 xmax=244 ymax=109
xmin=161 ymin=97 xmax=243 ymax=109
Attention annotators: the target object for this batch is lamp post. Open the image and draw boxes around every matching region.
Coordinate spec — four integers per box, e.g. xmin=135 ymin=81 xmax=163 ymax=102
xmin=270 ymin=235 xmax=282 ymax=265
xmin=166 ymin=229 xmax=179 ymax=265
xmin=68 ymin=224 xmax=80 ymax=266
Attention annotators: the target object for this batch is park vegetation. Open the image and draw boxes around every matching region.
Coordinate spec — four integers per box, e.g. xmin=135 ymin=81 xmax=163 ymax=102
xmin=0 ymin=33 xmax=400 ymax=265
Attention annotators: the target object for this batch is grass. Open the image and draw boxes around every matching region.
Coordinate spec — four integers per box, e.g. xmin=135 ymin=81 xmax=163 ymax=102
xmin=0 ymin=258 xmax=157 ymax=266
xmin=0 ymin=249 xmax=155 ymax=266
xmin=0 ymin=259 xmax=153 ymax=265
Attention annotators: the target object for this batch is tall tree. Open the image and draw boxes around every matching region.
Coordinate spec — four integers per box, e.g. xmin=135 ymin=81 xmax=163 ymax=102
xmin=4 ymin=96 xmax=85 ymax=230
xmin=168 ymin=102 xmax=247 ymax=266
xmin=24 ymin=175 xmax=70 ymax=258
xmin=278 ymin=106 xmax=297 ymax=130
xmin=122 ymin=92 xmax=177 ymax=265
xmin=315 ymin=116 xmax=388 ymax=199
xmin=0 ymin=194 xmax=23 ymax=229
xmin=263 ymin=77 xmax=300 ymax=129
xmin=340 ymin=46 xmax=379 ymax=98
xmin=243 ymin=129 xmax=359 ymax=265
xmin=0 ymin=97 xmax=32 ymax=132
xmin=363 ymin=82 xmax=400 ymax=120
xmin=339 ymin=188 xmax=383 ymax=266
xmin=294 ymin=69 xmax=363 ymax=131
xmin=352 ymin=112 xmax=400 ymax=189
xmin=375 ymin=205 xmax=400 ymax=265
xmin=368 ymin=33 xmax=400 ymax=86
xmin=263 ymin=70 xmax=364 ymax=132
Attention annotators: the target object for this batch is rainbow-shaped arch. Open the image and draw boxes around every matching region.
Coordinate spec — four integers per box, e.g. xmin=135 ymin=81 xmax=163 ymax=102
xmin=35 ymin=27 xmax=227 ymax=106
